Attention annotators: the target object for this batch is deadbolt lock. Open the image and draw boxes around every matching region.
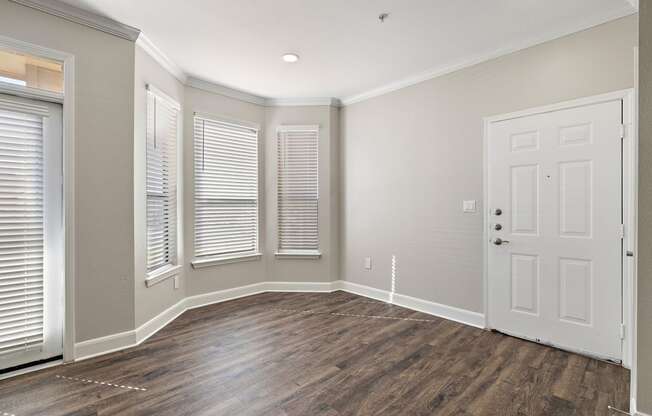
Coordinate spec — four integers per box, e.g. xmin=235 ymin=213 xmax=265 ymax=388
xmin=494 ymin=224 xmax=502 ymax=231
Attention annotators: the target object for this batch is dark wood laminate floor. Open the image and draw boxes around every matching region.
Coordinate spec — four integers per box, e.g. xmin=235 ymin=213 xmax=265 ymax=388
xmin=0 ymin=291 xmax=630 ymax=416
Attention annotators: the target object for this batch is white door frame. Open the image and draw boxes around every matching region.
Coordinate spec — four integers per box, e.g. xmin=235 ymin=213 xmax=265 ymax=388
xmin=0 ymin=35 xmax=76 ymax=364
xmin=482 ymin=88 xmax=637 ymax=369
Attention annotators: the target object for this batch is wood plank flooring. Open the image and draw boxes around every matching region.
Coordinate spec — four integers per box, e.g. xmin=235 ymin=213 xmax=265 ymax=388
xmin=0 ymin=291 xmax=630 ymax=415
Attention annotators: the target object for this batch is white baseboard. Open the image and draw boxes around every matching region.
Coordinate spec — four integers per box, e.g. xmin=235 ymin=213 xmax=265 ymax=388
xmin=185 ymin=282 xmax=267 ymax=310
xmin=75 ymin=282 xmax=268 ymax=361
xmin=73 ymin=279 xmax=485 ymax=362
xmin=74 ymin=329 xmax=136 ymax=361
xmin=135 ymin=298 xmax=187 ymax=345
xmin=265 ymin=280 xmax=337 ymax=292
xmin=337 ymin=280 xmax=486 ymax=329
xmin=337 ymin=280 xmax=391 ymax=302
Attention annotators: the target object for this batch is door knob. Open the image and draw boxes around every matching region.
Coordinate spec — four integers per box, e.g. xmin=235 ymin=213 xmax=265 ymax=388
xmin=492 ymin=208 xmax=502 ymax=216
xmin=493 ymin=238 xmax=510 ymax=246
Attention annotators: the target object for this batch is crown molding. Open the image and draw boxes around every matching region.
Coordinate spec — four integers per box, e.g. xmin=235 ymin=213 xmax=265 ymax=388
xmin=186 ymin=76 xmax=267 ymax=106
xmin=9 ymin=0 xmax=140 ymax=41
xmin=136 ymin=34 xmax=187 ymax=84
xmin=186 ymin=77 xmax=339 ymax=107
xmin=265 ymin=97 xmax=341 ymax=107
xmin=340 ymin=7 xmax=637 ymax=106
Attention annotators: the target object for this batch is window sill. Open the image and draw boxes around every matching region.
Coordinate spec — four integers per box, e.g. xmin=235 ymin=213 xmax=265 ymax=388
xmin=191 ymin=253 xmax=262 ymax=269
xmin=275 ymin=251 xmax=322 ymax=260
xmin=146 ymin=264 xmax=182 ymax=288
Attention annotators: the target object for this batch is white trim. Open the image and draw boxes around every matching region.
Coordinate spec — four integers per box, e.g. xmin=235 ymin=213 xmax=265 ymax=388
xmin=275 ymin=251 xmax=322 ymax=260
xmin=338 ymin=281 xmax=486 ymax=328
xmin=393 ymin=292 xmax=485 ymax=329
xmin=265 ymin=97 xmax=340 ymax=107
xmin=187 ymin=77 xmax=339 ymax=108
xmin=622 ymin=86 xmax=638 ymax=370
xmin=74 ymin=329 xmax=136 ymax=361
xmin=134 ymin=298 xmax=186 ymax=345
xmin=191 ymin=253 xmax=262 ymax=269
xmin=8 ymin=0 xmax=140 ymax=41
xmin=69 ymin=279 xmax=485 ymax=363
xmin=62 ymin=42 xmax=76 ymax=365
xmin=631 ymin=45 xmax=640 ymax=416
xmin=0 ymin=34 xmax=70 ymax=61
xmin=187 ymin=77 xmax=266 ymax=106
xmin=265 ymin=281 xmax=335 ymax=292
xmin=337 ymin=280 xmax=391 ymax=303
xmin=137 ymin=34 xmax=186 ymax=84
xmin=184 ymin=282 xmax=267 ymax=310
xmin=0 ymin=35 xmax=77 ymax=365
xmin=484 ymin=90 xmax=636 ymax=124
xmin=0 ymin=82 xmax=63 ymax=104
xmin=146 ymin=83 xmax=181 ymax=111
xmin=482 ymin=89 xmax=637 ymax=367
xmin=340 ymin=8 xmax=637 ymax=106
xmin=145 ymin=264 xmax=182 ymax=288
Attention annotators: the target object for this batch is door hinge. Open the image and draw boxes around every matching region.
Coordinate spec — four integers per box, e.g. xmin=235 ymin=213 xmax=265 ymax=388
xmin=619 ymin=224 xmax=625 ymax=239
xmin=620 ymin=124 xmax=626 ymax=139
xmin=620 ymin=323 xmax=626 ymax=340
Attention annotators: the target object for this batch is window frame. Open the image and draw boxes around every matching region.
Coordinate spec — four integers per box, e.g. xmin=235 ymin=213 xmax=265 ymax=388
xmin=145 ymin=84 xmax=181 ymax=284
xmin=191 ymin=112 xmax=262 ymax=269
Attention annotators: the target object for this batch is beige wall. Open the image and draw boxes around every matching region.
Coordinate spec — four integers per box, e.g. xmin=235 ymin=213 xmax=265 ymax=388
xmin=638 ymin=1 xmax=652 ymax=413
xmin=133 ymin=44 xmax=186 ymax=327
xmin=0 ymin=1 xmax=136 ymax=342
xmin=263 ymin=106 xmax=340 ymax=283
xmin=182 ymin=86 xmax=267 ymax=296
xmin=340 ymin=15 xmax=638 ymax=313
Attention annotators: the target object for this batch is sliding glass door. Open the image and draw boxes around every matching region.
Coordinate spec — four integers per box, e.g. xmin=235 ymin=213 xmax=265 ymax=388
xmin=0 ymin=93 xmax=63 ymax=371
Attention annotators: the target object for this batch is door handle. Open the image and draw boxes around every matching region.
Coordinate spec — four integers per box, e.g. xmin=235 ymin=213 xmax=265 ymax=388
xmin=492 ymin=238 xmax=510 ymax=246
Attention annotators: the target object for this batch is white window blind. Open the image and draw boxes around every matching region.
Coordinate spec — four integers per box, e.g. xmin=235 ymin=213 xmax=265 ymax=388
xmin=0 ymin=103 xmax=47 ymax=357
xmin=193 ymin=115 xmax=259 ymax=261
xmin=146 ymin=87 xmax=179 ymax=274
xmin=277 ymin=125 xmax=319 ymax=253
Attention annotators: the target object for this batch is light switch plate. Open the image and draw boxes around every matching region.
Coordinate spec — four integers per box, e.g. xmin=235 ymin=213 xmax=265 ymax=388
xmin=173 ymin=276 xmax=180 ymax=290
xmin=463 ymin=200 xmax=477 ymax=213
xmin=364 ymin=257 xmax=372 ymax=270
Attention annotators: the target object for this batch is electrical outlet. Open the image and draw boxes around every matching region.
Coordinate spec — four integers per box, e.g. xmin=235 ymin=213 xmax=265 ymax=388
xmin=364 ymin=257 xmax=372 ymax=271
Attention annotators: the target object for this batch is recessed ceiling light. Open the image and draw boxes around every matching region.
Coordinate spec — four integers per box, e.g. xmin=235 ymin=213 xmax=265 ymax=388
xmin=282 ymin=53 xmax=299 ymax=63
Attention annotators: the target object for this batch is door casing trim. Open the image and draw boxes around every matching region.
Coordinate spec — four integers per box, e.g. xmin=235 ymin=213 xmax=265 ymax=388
xmin=0 ymin=35 xmax=76 ymax=364
xmin=482 ymin=88 xmax=637 ymax=369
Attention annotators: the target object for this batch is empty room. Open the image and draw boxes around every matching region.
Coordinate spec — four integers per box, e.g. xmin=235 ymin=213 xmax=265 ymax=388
xmin=0 ymin=0 xmax=650 ymax=415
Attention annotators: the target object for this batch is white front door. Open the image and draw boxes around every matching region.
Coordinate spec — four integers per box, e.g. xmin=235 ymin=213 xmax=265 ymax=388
xmin=0 ymin=93 xmax=64 ymax=371
xmin=487 ymin=98 xmax=623 ymax=361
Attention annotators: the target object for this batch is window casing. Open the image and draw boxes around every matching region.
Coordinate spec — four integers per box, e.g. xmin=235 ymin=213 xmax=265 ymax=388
xmin=193 ymin=115 xmax=260 ymax=264
xmin=277 ymin=125 xmax=319 ymax=255
xmin=146 ymin=86 xmax=179 ymax=275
